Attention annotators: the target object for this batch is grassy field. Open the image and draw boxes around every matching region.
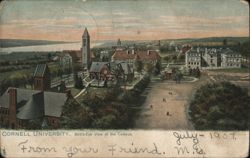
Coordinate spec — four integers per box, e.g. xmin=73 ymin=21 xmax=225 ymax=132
xmin=208 ymin=68 xmax=249 ymax=73
xmin=0 ymin=69 xmax=34 ymax=82
xmin=70 ymin=88 xmax=81 ymax=96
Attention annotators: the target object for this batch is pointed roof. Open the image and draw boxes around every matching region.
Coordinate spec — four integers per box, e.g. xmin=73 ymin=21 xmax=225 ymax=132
xmin=89 ymin=62 xmax=109 ymax=73
xmin=83 ymin=28 xmax=90 ymax=37
xmin=0 ymin=88 xmax=68 ymax=118
xmin=34 ymin=64 xmax=48 ymax=77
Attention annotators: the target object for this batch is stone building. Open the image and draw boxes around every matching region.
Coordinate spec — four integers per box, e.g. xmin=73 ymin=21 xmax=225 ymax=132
xmin=111 ymin=49 xmax=161 ymax=66
xmin=81 ymin=28 xmax=91 ymax=70
xmin=0 ymin=64 xmax=72 ymax=129
xmin=185 ymin=47 xmax=241 ymax=69
xmin=221 ymin=48 xmax=242 ymax=68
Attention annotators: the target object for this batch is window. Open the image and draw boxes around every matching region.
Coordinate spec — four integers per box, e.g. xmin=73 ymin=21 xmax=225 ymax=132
xmin=83 ymin=39 xmax=86 ymax=46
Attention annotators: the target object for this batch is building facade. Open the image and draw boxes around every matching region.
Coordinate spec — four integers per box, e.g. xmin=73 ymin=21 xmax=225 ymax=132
xmin=111 ymin=49 xmax=161 ymax=67
xmin=185 ymin=48 xmax=202 ymax=69
xmin=185 ymin=48 xmax=242 ymax=69
xmin=33 ymin=64 xmax=51 ymax=91
xmin=59 ymin=53 xmax=73 ymax=71
xmin=221 ymin=48 xmax=242 ymax=68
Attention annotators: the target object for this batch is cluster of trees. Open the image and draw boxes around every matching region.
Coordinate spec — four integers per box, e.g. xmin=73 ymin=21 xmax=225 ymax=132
xmin=0 ymin=59 xmax=49 ymax=67
xmin=189 ymin=82 xmax=250 ymax=130
xmin=0 ymin=72 xmax=33 ymax=95
xmin=134 ymin=60 xmax=161 ymax=75
xmin=159 ymin=44 xmax=179 ymax=53
xmin=60 ymin=87 xmax=127 ymax=129
xmin=74 ymin=72 xmax=84 ymax=89
xmin=0 ymin=65 xmax=31 ymax=73
xmin=50 ymin=65 xmax=72 ymax=79
xmin=163 ymin=54 xmax=185 ymax=63
xmin=60 ymin=75 xmax=151 ymax=129
xmin=188 ymin=67 xmax=201 ymax=78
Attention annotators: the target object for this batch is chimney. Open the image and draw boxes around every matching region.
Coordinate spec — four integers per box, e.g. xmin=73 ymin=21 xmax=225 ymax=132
xmin=8 ymin=88 xmax=17 ymax=128
xmin=147 ymin=50 xmax=151 ymax=55
xmin=127 ymin=50 xmax=129 ymax=54
xmin=197 ymin=47 xmax=200 ymax=53
xmin=132 ymin=49 xmax=135 ymax=54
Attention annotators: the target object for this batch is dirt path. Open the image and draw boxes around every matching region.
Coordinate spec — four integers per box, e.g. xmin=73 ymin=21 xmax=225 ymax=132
xmin=134 ymin=80 xmax=197 ymax=130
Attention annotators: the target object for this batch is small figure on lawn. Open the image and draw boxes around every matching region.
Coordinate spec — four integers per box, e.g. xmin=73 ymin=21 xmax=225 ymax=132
xmin=163 ymin=98 xmax=166 ymax=102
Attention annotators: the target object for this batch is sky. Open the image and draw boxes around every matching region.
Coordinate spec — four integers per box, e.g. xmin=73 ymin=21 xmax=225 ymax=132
xmin=0 ymin=0 xmax=249 ymax=42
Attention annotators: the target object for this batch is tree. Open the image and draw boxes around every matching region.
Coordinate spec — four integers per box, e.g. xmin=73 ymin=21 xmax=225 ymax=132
xmin=134 ymin=60 xmax=143 ymax=73
xmin=223 ymin=39 xmax=228 ymax=47
xmin=144 ymin=63 xmax=154 ymax=74
xmin=60 ymin=98 xmax=91 ymax=129
xmin=47 ymin=53 xmax=52 ymax=61
xmin=154 ymin=61 xmax=161 ymax=75
xmin=74 ymin=76 xmax=84 ymax=89
xmin=189 ymin=82 xmax=250 ymax=130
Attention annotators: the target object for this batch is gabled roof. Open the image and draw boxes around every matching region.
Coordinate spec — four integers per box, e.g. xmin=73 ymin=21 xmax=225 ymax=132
xmin=43 ymin=91 xmax=68 ymax=117
xmin=221 ymin=48 xmax=239 ymax=55
xmin=0 ymin=88 xmax=68 ymax=119
xmin=17 ymin=91 xmax=44 ymax=120
xmin=89 ymin=62 xmax=109 ymax=73
xmin=63 ymin=50 xmax=82 ymax=59
xmin=120 ymin=62 xmax=133 ymax=74
xmin=34 ymin=64 xmax=48 ymax=77
xmin=112 ymin=50 xmax=160 ymax=61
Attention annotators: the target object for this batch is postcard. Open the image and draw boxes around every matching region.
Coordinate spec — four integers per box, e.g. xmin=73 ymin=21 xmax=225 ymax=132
xmin=0 ymin=0 xmax=249 ymax=157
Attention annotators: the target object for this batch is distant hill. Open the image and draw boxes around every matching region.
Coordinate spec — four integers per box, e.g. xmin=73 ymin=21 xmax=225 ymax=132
xmin=0 ymin=39 xmax=72 ymax=48
xmin=97 ymin=37 xmax=249 ymax=48
xmin=159 ymin=37 xmax=249 ymax=45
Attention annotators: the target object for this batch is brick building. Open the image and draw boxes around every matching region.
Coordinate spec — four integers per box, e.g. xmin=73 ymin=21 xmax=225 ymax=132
xmin=0 ymin=64 xmax=71 ymax=129
xmin=111 ymin=49 xmax=161 ymax=66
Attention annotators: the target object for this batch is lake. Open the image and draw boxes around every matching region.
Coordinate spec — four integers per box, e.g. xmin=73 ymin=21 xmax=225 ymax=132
xmin=0 ymin=42 xmax=103 ymax=54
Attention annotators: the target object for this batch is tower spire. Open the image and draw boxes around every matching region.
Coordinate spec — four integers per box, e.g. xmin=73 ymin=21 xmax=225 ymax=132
xmin=83 ymin=27 xmax=90 ymax=37
xmin=82 ymin=27 xmax=91 ymax=70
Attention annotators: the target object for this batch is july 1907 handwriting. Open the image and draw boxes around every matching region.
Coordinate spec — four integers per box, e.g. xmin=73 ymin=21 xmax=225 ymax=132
xmin=14 ymin=131 xmax=237 ymax=158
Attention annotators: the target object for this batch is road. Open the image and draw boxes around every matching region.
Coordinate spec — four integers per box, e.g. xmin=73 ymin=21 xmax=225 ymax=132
xmin=134 ymin=79 xmax=197 ymax=130
xmin=74 ymin=75 xmax=94 ymax=99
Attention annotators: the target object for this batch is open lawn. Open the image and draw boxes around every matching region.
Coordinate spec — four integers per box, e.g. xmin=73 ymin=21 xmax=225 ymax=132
xmin=208 ymin=68 xmax=249 ymax=73
xmin=134 ymin=76 xmax=206 ymax=129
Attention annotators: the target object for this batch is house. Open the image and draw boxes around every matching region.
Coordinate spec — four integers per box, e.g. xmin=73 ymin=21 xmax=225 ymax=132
xmin=119 ymin=62 xmax=134 ymax=82
xmin=59 ymin=53 xmax=73 ymax=71
xmin=100 ymin=50 xmax=110 ymax=61
xmin=202 ymin=48 xmax=221 ymax=68
xmin=0 ymin=64 xmax=73 ymax=129
xmin=111 ymin=49 xmax=161 ymax=66
xmin=221 ymin=48 xmax=242 ymax=68
xmin=112 ymin=62 xmax=134 ymax=82
xmin=63 ymin=50 xmax=82 ymax=64
xmin=185 ymin=48 xmax=202 ymax=69
xmin=33 ymin=64 xmax=51 ymax=91
xmin=89 ymin=62 xmax=111 ymax=81
xmin=181 ymin=44 xmax=192 ymax=54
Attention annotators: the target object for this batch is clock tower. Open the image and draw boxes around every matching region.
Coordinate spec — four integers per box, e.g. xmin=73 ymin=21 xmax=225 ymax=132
xmin=82 ymin=28 xmax=91 ymax=70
